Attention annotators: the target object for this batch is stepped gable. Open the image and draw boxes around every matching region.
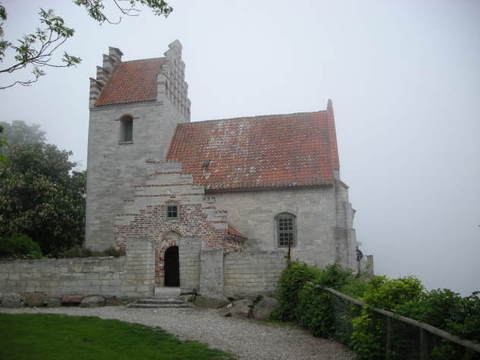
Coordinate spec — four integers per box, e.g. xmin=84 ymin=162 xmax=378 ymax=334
xmin=166 ymin=107 xmax=340 ymax=191
xmin=95 ymin=58 xmax=165 ymax=106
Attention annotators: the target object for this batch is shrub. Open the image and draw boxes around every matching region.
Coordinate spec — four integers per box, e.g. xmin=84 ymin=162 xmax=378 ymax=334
xmin=0 ymin=234 xmax=42 ymax=259
xmin=396 ymin=289 xmax=463 ymax=330
xmin=274 ymin=262 xmax=479 ymax=359
xmin=350 ymin=277 xmax=424 ymax=359
xmin=101 ymin=246 xmax=126 ymax=257
xmin=317 ymin=264 xmax=355 ymax=288
xmin=398 ymin=289 xmax=480 ymax=344
xmin=361 ymin=276 xmax=424 ymax=310
xmin=55 ymin=246 xmax=125 ymax=258
xmin=458 ymin=292 xmax=480 ymax=342
xmin=271 ymin=262 xmax=321 ymax=321
xmin=296 ymin=280 xmax=335 ymax=337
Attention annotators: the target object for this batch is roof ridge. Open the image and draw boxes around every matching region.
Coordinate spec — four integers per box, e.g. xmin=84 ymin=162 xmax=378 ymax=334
xmin=120 ymin=57 xmax=165 ymax=63
xmin=182 ymin=110 xmax=327 ymax=126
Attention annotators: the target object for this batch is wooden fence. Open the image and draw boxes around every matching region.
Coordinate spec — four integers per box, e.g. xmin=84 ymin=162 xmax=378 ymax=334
xmin=320 ymin=286 xmax=480 ymax=359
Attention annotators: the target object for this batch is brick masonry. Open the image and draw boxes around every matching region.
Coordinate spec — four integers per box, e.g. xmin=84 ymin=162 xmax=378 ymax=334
xmin=114 ymin=162 xmax=245 ymax=294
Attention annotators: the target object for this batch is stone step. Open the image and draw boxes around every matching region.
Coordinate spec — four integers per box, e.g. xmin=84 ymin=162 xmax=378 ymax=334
xmin=137 ymin=298 xmax=185 ymax=305
xmin=128 ymin=302 xmax=192 ymax=309
xmin=128 ymin=295 xmax=192 ymax=309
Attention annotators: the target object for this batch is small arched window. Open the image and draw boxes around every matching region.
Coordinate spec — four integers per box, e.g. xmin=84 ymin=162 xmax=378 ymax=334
xmin=275 ymin=212 xmax=296 ymax=248
xmin=119 ymin=115 xmax=133 ymax=143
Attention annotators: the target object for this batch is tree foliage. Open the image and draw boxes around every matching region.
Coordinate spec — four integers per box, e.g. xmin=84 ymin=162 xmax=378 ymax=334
xmin=0 ymin=124 xmax=6 ymax=163
xmin=0 ymin=234 xmax=42 ymax=259
xmin=274 ymin=263 xmax=480 ymax=360
xmin=0 ymin=0 xmax=172 ymax=89
xmin=0 ymin=120 xmax=46 ymax=147
xmin=0 ymin=121 xmax=85 ymax=255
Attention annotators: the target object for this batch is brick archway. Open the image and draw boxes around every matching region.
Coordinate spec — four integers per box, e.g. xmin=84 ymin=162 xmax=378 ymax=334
xmin=154 ymin=231 xmax=181 ymax=285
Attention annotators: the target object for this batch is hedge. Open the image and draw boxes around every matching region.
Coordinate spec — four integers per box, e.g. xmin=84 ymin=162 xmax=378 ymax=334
xmin=272 ymin=262 xmax=480 ymax=360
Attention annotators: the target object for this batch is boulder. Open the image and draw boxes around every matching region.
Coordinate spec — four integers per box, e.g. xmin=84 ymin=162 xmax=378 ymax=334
xmin=194 ymin=295 xmax=228 ymax=309
xmin=80 ymin=295 xmax=106 ymax=307
xmin=252 ymin=296 xmax=279 ymax=320
xmin=230 ymin=299 xmax=253 ymax=318
xmin=1 ymin=293 xmax=24 ymax=308
xmin=105 ymin=296 xmax=124 ymax=306
xmin=23 ymin=292 xmax=46 ymax=307
xmin=218 ymin=303 xmax=233 ymax=317
xmin=45 ymin=297 xmax=62 ymax=308
xmin=179 ymin=294 xmax=196 ymax=303
xmin=60 ymin=295 xmax=83 ymax=306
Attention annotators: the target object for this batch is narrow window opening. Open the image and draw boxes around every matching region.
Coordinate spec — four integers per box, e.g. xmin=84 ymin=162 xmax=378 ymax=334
xmin=119 ymin=116 xmax=133 ymax=143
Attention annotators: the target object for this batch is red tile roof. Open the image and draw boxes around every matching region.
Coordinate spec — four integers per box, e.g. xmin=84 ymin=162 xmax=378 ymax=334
xmin=166 ymin=108 xmax=340 ymax=191
xmin=227 ymin=225 xmax=248 ymax=239
xmin=95 ymin=58 xmax=165 ymax=106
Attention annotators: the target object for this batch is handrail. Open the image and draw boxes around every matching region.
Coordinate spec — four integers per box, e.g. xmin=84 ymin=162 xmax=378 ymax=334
xmin=319 ymin=286 xmax=480 ymax=354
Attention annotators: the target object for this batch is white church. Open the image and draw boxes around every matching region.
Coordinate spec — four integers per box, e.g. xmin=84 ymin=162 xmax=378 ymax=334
xmin=85 ymin=40 xmax=371 ymax=297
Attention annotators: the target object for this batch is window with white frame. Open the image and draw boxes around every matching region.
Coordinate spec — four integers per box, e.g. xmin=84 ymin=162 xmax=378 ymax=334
xmin=276 ymin=212 xmax=296 ymax=247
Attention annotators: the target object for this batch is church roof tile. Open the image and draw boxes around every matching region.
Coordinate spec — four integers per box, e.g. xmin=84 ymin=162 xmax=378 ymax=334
xmin=166 ymin=108 xmax=339 ymax=191
xmin=95 ymin=58 xmax=165 ymax=106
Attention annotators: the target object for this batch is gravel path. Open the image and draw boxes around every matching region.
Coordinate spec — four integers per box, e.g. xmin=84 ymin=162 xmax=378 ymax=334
xmin=1 ymin=306 xmax=356 ymax=360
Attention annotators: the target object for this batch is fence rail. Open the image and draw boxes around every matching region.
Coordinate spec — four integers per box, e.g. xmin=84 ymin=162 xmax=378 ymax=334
xmin=319 ymin=286 xmax=480 ymax=359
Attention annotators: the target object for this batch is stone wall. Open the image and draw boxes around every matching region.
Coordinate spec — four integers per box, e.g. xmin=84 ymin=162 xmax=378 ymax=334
xmin=223 ymin=251 xmax=287 ymax=298
xmin=0 ymin=252 xmax=154 ymax=298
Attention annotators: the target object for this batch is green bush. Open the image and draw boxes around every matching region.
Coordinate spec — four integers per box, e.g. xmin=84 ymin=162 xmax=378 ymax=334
xmin=55 ymin=245 xmax=125 ymax=258
xmin=317 ymin=264 xmax=355 ymax=288
xmin=397 ymin=289 xmax=480 ymax=344
xmin=458 ymin=292 xmax=480 ymax=342
xmin=296 ymin=280 xmax=335 ymax=337
xmin=271 ymin=262 xmax=321 ymax=321
xmin=273 ymin=262 xmax=480 ymax=360
xmin=350 ymin=277 xmax=424 ymax=360
xmin=0 ymin=234 xmax=42 ymax=259
xmin=101 ymin=246 xmax=126 ymax=257
xmin=361 ymin=276 xmax=424 ymax=310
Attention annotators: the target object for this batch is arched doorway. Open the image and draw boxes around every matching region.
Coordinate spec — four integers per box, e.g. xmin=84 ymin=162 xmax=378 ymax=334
xmin=164 ymin=246 xmax=179 ymax=287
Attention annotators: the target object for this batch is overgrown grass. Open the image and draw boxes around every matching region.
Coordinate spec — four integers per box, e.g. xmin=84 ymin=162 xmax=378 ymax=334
xmin=0 ymin=314 xmax=236 ymax=360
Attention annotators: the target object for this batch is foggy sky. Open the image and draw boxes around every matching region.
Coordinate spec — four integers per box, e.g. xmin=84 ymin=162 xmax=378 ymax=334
xmin=1 ymin=0 xmax=479 ymax=295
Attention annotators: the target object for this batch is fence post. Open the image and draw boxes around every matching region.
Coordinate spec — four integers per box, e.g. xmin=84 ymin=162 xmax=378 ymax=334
xmin=385 ymin=317 xmax=392 ymax=360
xmin=463 ymin=348 xmax=474 ymax=360
xmin=420 ymin=329 xmax=428 ymax=360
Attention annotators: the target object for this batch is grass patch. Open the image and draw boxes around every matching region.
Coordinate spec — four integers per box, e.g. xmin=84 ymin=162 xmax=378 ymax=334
xmin=0 ymin=313 xmax=236 ymax=360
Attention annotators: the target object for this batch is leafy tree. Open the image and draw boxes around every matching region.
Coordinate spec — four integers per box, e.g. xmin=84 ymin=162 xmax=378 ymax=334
xmin=0 ymin=122 xmax=85 ymax=255
xmin=0 ymin=0 xmax=172 ymax=89
xmin=0 ymin=120 xmax=46 ymax=147
xmin=0 ymin=125 xmax=6 ymax=163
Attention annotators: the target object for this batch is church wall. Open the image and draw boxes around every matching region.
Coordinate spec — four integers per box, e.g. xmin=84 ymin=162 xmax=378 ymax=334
xmin=223 ymin=251 xmax=287 ymax=298
xmin=212 ymin=186 xmax=339 ymax=269
xmin=334 ymin=182 xmax=358 ymax=270
xmin=86 ymin=100 xmax=187 ymax=251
